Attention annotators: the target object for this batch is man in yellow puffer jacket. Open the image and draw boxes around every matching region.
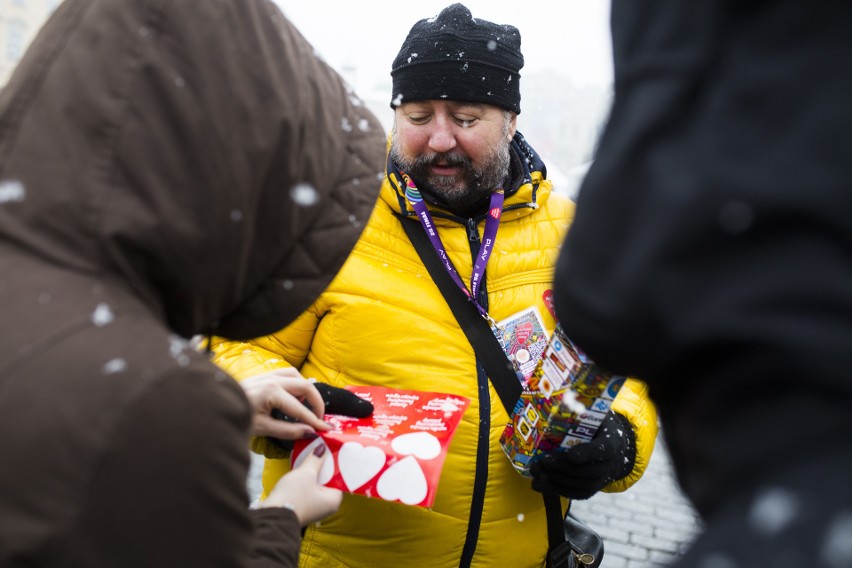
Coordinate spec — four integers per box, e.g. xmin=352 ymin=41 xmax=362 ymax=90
xmin=212 ymin=4 xmax=658 ymax=567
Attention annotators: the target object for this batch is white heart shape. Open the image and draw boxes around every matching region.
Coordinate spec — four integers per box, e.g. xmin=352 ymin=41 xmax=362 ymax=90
xmin=391 ymin=431 xmax=442 ymax=460
xmin=338 ymin=442 xmax=386 ymax=491
xmin=291 ymin=438 xmax=334 ymax=485
xmin=376 ymin=456 xmax=428 ymax=505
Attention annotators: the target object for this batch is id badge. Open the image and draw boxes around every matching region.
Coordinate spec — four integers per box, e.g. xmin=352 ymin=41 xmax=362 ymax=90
xmin=493 ymin=307 xmax=549 ymax=381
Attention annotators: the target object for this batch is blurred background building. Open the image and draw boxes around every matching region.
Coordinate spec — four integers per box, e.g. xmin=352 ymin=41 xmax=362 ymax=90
xmin=1 ymin=1 xmax=612 ymax=199
xmin=0 ymin=0 xmax=61 ymax=85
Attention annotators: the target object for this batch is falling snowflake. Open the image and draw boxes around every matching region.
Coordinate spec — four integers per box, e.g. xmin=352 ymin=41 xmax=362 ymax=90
xmin=561 ymin=390 xmax=587 ymax=416
xmin=821 ymin=512 xmax=852 ymax=568
xmin=161 ymin=343 xmax=190 ymax=368
xmin=749 ymin=487 xmax=799 ymax=536
xmin=169 ymin=336 xmax=189 ymax=359
xmin=230 ymin=209 xmax=243 ymax=222
xmin=290 ymin=183 xmax=319 ymax=206
xmin=91 ymin=303 xmax=115 ymax=327
xmin=695 ymin=553 xmax=738 ymax=568
xmin=341 ymin=118 xmax=353 ymax=132
xmin=102 ymin=358 xmax=127 ymax=375
xmin=0 ymin=180 xmax=25 ymax=203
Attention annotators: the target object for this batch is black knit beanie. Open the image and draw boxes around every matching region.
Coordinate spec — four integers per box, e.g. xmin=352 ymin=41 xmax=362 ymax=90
xmin=390 ymin=3 xmax=524 ymax=114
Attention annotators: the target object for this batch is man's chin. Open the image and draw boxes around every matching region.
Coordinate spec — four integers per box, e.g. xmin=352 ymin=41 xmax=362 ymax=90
xmin=426 ymin=177 xmax=466 ymax=197
xmin=430 ymin=189 xmax=468 ymax=204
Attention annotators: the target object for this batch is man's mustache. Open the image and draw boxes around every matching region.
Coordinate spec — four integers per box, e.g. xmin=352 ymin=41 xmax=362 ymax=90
xmin=415 ymin=153 xmax=471 ymax=170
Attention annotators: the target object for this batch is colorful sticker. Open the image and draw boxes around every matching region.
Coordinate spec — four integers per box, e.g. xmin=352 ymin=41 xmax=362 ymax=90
xmin=494 ymin=307 xmax=549 ymax=380
xmin=499 ymin=323 xmax=627 ymax=476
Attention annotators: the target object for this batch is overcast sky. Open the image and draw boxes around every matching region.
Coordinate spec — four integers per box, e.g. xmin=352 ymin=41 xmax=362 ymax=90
xmin=272 ymin=1 xmax=614 ymax=92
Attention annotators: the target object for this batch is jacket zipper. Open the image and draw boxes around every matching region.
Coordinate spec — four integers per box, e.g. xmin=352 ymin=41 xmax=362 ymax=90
xmin=403 ymin=204 xmax=536 ymax=565
xmin=458 ymin=217 xmax=490 ymax=568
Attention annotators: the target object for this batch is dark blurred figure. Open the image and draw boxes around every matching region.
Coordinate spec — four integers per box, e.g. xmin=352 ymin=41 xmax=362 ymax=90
xmin=0 ymin=0 xmax=385 ymax=566
xmin=554 ymin=2 xmax=852 ymax=567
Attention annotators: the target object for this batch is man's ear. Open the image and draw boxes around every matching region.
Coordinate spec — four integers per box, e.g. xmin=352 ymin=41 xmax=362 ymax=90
xmin=508 ymin=112 xmax=518 ymax=140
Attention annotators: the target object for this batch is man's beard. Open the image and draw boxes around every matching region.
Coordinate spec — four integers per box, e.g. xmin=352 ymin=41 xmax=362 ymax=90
xmin=390 ymin=138 xmax=512 ymax=217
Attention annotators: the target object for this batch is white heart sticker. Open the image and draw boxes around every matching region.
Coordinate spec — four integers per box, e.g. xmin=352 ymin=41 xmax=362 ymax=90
xmin=391 ymin=431 xmax=442 ymax=460
xmin=338 ymin=442 xmax=386 ymax=491
xmin=376 ymin=455 xmax=428 ymax=505
xmin=291 ymin=438 xmax=334 ymax=485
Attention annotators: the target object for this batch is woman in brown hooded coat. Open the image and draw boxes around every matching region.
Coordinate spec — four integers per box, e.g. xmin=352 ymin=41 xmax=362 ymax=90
xmin=0 ymin=0 xmax=385 ymax=565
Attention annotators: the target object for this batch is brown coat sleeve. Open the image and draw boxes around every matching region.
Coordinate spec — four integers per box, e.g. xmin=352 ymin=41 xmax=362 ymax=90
xmin=63 ymin=366 xmax=300 ymax=567
xmin=248 ymin=508 xmax=301 ymax=568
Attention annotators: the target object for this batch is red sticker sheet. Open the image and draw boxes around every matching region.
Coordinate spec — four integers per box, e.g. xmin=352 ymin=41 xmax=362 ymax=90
xmin=291 ymin=386 xmax=470 ymax=508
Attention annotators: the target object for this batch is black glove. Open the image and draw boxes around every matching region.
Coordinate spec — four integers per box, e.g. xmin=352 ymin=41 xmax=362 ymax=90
xmin=529 ymin=411 xmax=636 ymax=500
xmin=312 ymin=382 xmax=374 ymax=418
xmin=268 ymin=382 xmax=374 ymax=450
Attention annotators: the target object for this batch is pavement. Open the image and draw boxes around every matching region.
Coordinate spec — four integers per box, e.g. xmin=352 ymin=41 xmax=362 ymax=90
xmin=570 ymin=433 xmax=704 ymax=567
xmin=247 ymin=431 xmax=704 ymax=568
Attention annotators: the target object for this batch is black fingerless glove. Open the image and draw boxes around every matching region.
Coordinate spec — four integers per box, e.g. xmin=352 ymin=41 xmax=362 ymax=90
xmin=529 ymin=411 xmax=636 ymax=500
xmin=268 ymin=382 xmax=374 ymax=450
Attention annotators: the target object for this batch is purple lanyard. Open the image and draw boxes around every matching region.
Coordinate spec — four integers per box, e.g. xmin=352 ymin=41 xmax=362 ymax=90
xmin=401 ymin=173 xmax=504 ymax=321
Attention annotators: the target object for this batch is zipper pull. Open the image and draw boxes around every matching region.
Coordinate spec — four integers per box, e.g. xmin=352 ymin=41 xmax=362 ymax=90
xmin=466 ymin=218 xmax=479 ymax=242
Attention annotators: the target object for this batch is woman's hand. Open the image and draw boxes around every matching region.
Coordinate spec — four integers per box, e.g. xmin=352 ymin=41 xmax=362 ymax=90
xmin=239 ymin=368 xmax=329 ymax=441
xmin=262 ymin=444 xmax=342 ymax=525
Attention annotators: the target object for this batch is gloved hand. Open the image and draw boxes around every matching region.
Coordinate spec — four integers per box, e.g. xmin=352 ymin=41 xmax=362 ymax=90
xmin=530 ymin=411 xmax=636 ymax=500
xmin=268 ymin=382 xmax=374 ymax=450
xmin=311 ymin=382 xmax=375 ymax=418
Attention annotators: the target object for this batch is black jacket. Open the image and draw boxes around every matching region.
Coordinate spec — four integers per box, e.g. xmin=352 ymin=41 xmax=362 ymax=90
xmin=554 ymin=1 xmax=852 ymax=565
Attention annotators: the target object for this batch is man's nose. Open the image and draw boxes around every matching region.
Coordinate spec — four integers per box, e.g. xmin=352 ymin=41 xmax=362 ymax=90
xmin=428 ymin=119 xmax=457 ymax=154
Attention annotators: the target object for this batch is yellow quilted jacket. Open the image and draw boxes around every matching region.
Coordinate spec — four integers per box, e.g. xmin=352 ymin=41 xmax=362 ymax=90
xmin=212 ymin=136 xmax=658 ymax=568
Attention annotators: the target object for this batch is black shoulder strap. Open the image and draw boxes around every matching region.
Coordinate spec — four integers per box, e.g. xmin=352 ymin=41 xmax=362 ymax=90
xmin=398 ymin=215 xmax=521 ymax=415
xmin=397 ymin=215 xmax=567 ymax=559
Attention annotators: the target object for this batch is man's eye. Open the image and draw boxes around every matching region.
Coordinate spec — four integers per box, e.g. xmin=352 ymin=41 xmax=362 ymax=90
xmin=407 ymin=115 xmax=430 ymax=124
xmin=455 ymin=117 xmax=476 ymax=128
